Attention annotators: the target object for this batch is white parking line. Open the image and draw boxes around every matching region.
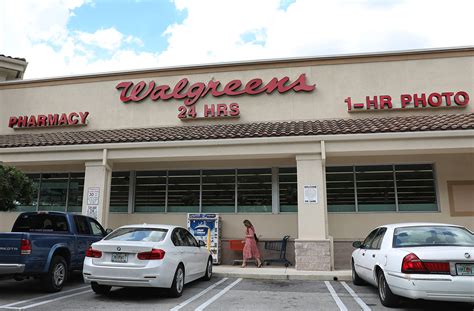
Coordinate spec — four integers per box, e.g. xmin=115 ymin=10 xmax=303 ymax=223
xmin=324 ymin=281 xmax=348 ymax=311
xmin=9 ymin=290 xmax=91 ymax=310
xmin=341 ymin=281 xmax=371 ymax=311
xmin=194 ymin=278 xmax=242 ymax=311
xmin=0 ymin=285 xmax=90 ymax=309
xmin=170 ymin=278 xmax=228 ymax=311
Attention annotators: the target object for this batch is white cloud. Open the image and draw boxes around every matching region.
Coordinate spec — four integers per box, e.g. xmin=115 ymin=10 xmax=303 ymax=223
xmin=0 ymin=0 xmax=472 ymax=79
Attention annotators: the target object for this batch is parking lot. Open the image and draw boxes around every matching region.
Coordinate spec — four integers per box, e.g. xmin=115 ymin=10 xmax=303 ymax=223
xmin=0 ymin=273 xmax=472 ymax=311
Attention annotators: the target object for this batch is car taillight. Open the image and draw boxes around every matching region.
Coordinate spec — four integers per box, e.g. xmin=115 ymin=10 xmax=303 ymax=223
xmin=85 ymin=247 xmax=102 ymax=258
xmin=137 ymin=249 xmax=165 ymax=260
xmin=401 ymin=253 xmax=450 ymax=274
xmin=20 ymin=239 xmax=31 ymax=255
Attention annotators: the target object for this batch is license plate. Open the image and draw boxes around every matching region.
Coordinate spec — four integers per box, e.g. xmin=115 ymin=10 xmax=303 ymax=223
xmin=111 ymin=253 xmax=128 ymax=263
xmin=456 ymin=263 xmax=474 ymax=276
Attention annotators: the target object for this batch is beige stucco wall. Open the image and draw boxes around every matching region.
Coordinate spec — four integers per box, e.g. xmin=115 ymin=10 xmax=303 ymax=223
xmin=1 ymin=53 xmax=473 ymax=135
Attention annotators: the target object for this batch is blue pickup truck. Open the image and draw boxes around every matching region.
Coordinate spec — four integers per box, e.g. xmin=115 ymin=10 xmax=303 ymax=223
xmin=0 ymin=212 xmax=109 ymax=292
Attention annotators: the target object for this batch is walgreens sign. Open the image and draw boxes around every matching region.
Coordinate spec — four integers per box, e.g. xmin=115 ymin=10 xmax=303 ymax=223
xmin=116 ymin=74 xmax=315 ymax=120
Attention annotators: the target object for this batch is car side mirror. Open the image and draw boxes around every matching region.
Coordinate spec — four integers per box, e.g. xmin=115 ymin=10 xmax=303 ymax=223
xmin=199 ymin=240 xmax=206 ymax=247
xmin=352 ymin=241 xmax=362 ymax=248
xmin=105 ymin=228 xmax=113 ymax=235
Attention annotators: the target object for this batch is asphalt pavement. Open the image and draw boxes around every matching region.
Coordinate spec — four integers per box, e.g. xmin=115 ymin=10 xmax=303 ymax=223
xmin=0 ymin=272 xmax=472 ymax=311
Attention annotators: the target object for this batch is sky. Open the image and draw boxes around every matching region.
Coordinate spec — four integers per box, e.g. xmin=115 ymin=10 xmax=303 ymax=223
xmin=0 ymin=0 xmax=473 ymax=79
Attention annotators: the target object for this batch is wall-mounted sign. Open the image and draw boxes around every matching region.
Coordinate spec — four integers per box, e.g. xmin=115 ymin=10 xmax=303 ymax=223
xmin=345 ymin=91 xmax=469 ymax=112
xmin=304 ymin=185 xmax=318 ymax=204
xmin=8 ymin=112 xmax=89 ymax=129
xmin=86 ymin=187 xmax=100 ymax=219
xmin=116 ymin=74 xmax=315 ymax=120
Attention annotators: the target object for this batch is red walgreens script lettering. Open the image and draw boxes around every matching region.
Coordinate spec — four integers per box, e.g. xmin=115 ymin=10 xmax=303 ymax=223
xmin=116 ymin=74 xmax=315 ymax=106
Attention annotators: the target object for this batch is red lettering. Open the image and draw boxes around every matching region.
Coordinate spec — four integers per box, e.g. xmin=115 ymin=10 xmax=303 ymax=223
xmin=27 ymin=116 xmax=37 ymax=127
xmin=177 ymin=106 xmax=187 ymax=119
xmin=184 ymin=82 xmax=206 ymax=106
xmin=366 ymin=96 xmax=378 ymax=109
xmin=244 ymin=79 xmax=264 ymax=95
xmin=344 ymin=97 xmax=352 ymax=111
xmin=216 ymin=104 xmax=228 ymax=117
xmin=172 ymin=78 xmax=189 ymax=99
xmin=17 ymin=116 xmax=27 ymax=128
xmin=413 ymin=93 xmax=427 ymax=108
xmin=401 ymin=94 xmax=412 ymax=108
xmin=37 ymin=115 xmax=47 ymax=126
xmin=79 ymin=112 xmax=89 ymax=124
xmin=202 ymin=80 xmax=224 ymax=97
xmin=379 ymin=95 xmax=392 ymax=109
xmin=223 ymin=80 xmax=245 ymax=96
xmin=115 ymin=81 xmax=134 ymax=103
xmin=130 ymin=81 xmax=154 ymax=102
xmin=428 ymin=93 xmax=442 ymax=107
xmin=204 ymin=104 xmax=215 ymax=117
xmin=8 ymin=117 xmax=17 ymax=128
xmin=68 ymin=112 xmax=79 ymax=125
xmin=454 ymin=91 xmax=469 ymax=106
xmin=229 ymin=103 xmax=240 ymax=116
xmin=441 ymin=92 xmax=454 ymax=106
xmin=150 ymin=84 xmax=172 ymax=100
xmin=292 ymin=73 xmax=316 ymax=92
xmin=58 ymin=113 xmax=68 ymax=126
xmin=48 ymin=114 xmax=59 ymax=126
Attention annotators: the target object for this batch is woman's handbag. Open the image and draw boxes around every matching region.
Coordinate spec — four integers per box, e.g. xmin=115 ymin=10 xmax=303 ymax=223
xmin=254 ymin=233 xmax=259 ymax=242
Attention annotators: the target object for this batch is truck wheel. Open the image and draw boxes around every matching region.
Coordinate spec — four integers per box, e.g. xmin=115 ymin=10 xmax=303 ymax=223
xmin=169 ymin=264 xmax=185 ymax=297
xmin=42 ymin=256 xmax=67 ymax=292
xmin=91 ymin=282 xmax=112 ymax=295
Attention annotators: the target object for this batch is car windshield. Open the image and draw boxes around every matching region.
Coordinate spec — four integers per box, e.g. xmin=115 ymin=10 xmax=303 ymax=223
xmin=393 ymin=226 xmax=474 ymax=248
xmin=105 ymin=228 xmax=168 ymax=242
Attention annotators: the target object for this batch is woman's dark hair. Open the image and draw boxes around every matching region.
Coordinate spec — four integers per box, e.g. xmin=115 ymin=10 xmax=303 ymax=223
xmin=243 ymin=219 xmax=252 ymax=227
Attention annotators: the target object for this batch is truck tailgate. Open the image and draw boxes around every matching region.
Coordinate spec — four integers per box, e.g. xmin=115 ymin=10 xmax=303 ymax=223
xmin=0 ymin=233 xmax=25 ymax=263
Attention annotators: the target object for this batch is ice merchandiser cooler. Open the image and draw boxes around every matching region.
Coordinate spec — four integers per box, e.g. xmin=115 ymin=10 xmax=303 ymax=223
xmin=187 ymin=213 xmax=221 ymax=264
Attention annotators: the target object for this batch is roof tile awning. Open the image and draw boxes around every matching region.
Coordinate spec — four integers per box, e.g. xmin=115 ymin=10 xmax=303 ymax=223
xmin=0 ymin=113 xmax=472 ymax=148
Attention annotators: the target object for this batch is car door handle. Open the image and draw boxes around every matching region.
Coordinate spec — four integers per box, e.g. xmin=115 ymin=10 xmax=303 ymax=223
xmin=362 ymin=253 xmax=365 ymax=256
xmin=372 ymin=254 xmax=376 ymax=258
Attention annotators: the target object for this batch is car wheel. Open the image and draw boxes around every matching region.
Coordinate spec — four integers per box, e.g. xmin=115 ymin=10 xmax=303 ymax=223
xmin=41 ymin=256 xmax=67 ymax=293
xmin=91 ymin=282 xmax=112 ymax=295
xmin=352 ymin=260 xmax=365 ymax=286
xmin=377 ymin=270 xmax=400 ymax=307
xmin=169 ymin=264 xmax=185 ymax=297
xmin=202 ymin=257 xmax=213 ymax=281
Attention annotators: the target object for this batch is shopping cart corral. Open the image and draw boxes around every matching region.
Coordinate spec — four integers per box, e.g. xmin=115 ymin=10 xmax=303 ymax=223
xmin=263 ymin=235 xmax=292 ymax=267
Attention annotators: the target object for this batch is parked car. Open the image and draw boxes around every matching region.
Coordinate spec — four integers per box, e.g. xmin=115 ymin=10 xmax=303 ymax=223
xmin=0 ymin=211 xmax=108 ymax=292
xmin=83 ymin=224 xmax=213 ymax=297
xmin=351 ymin=223 xmax=474 ymax=307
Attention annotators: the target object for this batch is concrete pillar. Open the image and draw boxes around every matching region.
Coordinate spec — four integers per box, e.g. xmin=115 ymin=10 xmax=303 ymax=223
xmin=82 ymin=161 xmax=112 ymax=228
xmin=295 ymin=154 xmax=332 ymax=271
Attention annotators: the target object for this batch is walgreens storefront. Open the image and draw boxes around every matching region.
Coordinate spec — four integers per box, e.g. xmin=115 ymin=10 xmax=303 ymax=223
xmin=0 ymin=48 xmax=473 ymax=270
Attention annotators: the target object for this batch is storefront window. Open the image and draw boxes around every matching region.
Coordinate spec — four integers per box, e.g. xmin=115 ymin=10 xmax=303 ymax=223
xmin=202 ymin=169 xmax=236 ymax=213
xmin=327 ymin=164 xmax=438 ymax=213
xmin=326 ymin=166 xmax=356 ymax=212
xmin=67 ymin=173 xmax=84 ymax=213
xmin=17 ymin=174 xmax=40 ymax=212
xmin=279 ymin=167 xmax=297 ymax=212
xmin=356 ymin=165 xmax=396 ymax=212
xmin=109 ymin=172 xmax=130 ymax=213
xmin=38 ymin=173 xmax=68 ymax=211
xmin=167 ymin=170 xmax=200 ymax=213
xmin=237 ymin=169 xmax=272 ymax=213
xmin=395 ymin=164 xmax=437 ymax=211
xmin=135 ymin=171 xmax=166 ymax=213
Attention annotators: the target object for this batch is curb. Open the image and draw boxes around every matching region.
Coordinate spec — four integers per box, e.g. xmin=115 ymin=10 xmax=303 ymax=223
xmin=213 ymin=272 xmax=351 ymax=282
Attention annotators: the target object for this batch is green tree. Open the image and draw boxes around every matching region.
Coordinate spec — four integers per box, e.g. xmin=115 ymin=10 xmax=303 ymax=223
xmin=0 ymin=165 xmax=34 ymax=211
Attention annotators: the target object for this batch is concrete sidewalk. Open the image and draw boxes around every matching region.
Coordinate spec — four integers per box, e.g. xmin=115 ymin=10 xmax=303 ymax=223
xmin=213 ymin=265 xmax=351 ymax=281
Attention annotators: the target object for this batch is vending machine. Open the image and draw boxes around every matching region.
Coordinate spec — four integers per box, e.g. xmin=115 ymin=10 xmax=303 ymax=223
xmin=187 ymin=213 xmax=221 ymax=264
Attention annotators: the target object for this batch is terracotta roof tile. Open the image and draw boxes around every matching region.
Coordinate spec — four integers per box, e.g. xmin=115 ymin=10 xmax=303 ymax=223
xmin=0 ymin=113 xmax=472 ymax=148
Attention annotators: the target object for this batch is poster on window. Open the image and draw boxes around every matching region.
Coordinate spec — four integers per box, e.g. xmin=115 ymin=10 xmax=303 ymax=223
xmin=304 ymin=185 xmax=318 ymax=203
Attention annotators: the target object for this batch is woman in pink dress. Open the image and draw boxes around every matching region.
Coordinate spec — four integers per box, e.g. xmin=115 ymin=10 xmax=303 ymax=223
xmin=242 ymin=220 xmax=262 ymax=268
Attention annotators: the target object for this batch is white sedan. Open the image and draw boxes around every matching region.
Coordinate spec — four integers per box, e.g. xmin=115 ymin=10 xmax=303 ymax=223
xmin=83 ymin=224 xmax=213 ymax=297
xmin=351 ymin=223 xmax=474 ymax=307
